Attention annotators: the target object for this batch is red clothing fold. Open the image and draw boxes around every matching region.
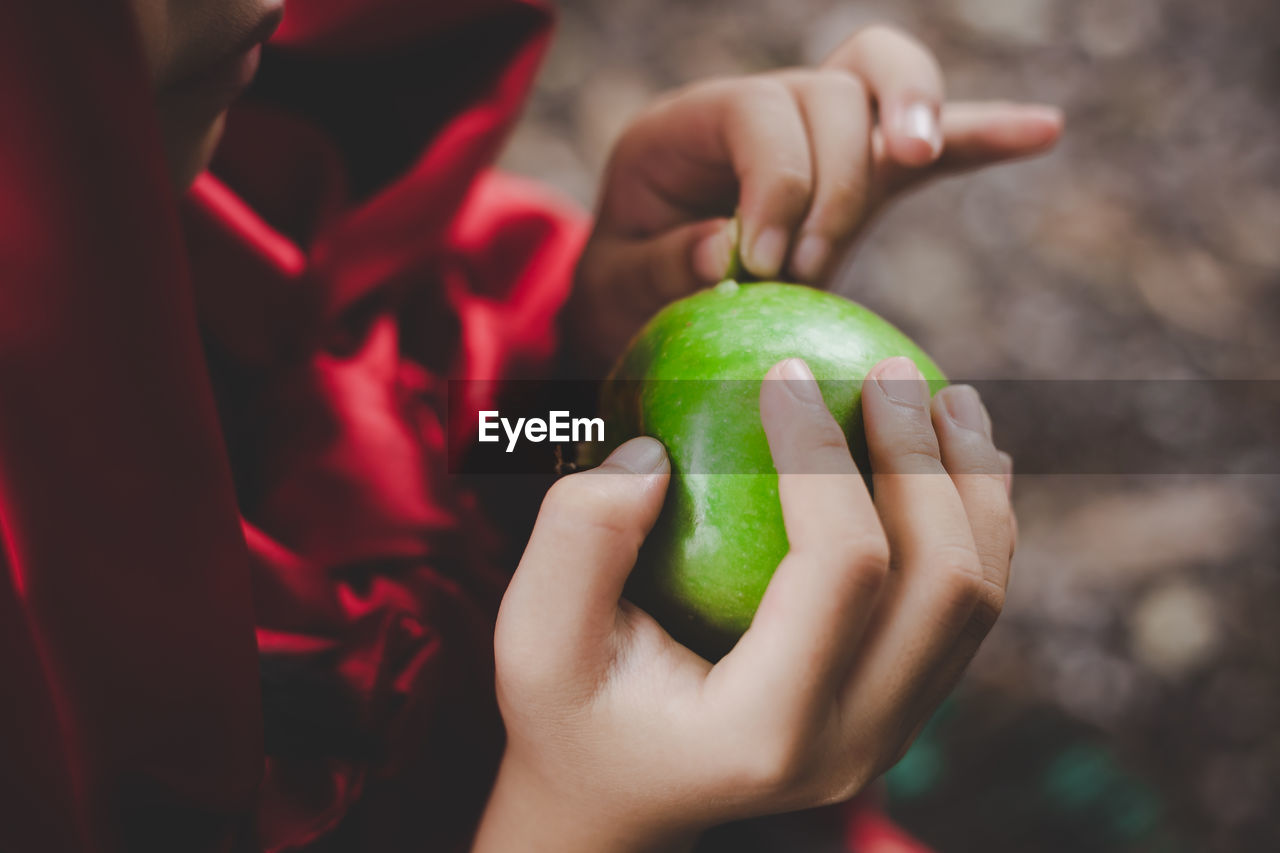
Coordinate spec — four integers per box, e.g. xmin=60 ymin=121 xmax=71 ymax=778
xmin=0 ymin=2 xmax=263 ymax=850
xmin=183 ymin=1 xmax=587 ymax=849
xmin=1 ymin=0 xmax=582 ymax=849
xmin=0 ymin=1 xmax=930 ymax=850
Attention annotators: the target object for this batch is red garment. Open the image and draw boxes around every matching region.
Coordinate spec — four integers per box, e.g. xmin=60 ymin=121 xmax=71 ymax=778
xmin=0 ymin=1 xmax=932 ymax=851
xmin=190 ymin=1 xmax=592 ymax=849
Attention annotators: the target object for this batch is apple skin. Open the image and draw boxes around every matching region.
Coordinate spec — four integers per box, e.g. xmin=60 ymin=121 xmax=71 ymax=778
xmin=594 ymin=280 xmax=946 ymax=660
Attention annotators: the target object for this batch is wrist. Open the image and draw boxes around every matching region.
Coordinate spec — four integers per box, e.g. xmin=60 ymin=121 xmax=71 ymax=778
xmin=472 ymin=749 xmax=699 ymax=853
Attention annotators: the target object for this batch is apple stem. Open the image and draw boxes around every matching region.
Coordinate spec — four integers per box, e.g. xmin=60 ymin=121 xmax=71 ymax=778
xmin=723 ymin=213 xmax=754 ymax=284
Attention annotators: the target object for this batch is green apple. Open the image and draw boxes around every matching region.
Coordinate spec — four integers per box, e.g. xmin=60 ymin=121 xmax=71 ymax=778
xmin=595 ymin=279 xmax=945 ymax=659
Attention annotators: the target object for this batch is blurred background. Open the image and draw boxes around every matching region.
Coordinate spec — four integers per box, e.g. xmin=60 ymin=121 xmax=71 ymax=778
xmin=500 ymin=0 xmax=1280 ymax=850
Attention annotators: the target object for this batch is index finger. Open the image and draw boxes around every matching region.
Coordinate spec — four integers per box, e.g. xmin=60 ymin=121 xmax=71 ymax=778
xmin=713 ymin=359 xmax=888 ymax=727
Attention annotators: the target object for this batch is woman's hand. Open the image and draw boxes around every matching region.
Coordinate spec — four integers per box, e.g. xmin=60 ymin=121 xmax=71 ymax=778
xmin=565 ymin=24 xmax=1062 ymax=371
xmin=472 ymin=358 xmax=1016 ymax=852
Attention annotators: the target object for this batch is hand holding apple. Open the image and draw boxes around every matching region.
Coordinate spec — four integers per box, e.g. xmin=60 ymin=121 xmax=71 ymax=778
xmin=473 ymin=358 xmax=1015 ymax=853
xmin=595 ymin=280 xmax=952 ymax=658
xmin=565 ymin=23 xmax=1063 ymax=373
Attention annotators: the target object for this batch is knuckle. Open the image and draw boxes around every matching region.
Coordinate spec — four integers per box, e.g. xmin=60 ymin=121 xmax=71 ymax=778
xmin=826 ymin=173 xmax=868 ymax=206
xmin=820 ymin=68 xmax=868 ymax=100
xmin=819 ymin=167 xmax=870 ymax=204
xmin=493 ymin=618 xmax=552 ymax=690
xmin=785 ymin=68 xmax=867 ymax=103
xmin=812 ymin=175 xmax=869 ymax=233
xmin=953 ymin=430 xmax=1002 ymax=467
xmin=775 ymin=68 xmax=824 ymax=90
xmin=886 ymin=731 xmax=919 ymax=774
xmin=969 ymin=576 xmax=1007 ymax=635
xmin=738 ymin=731 xmax=815 ymax=794
xmin=767 ymin=164 xmax=814 ymax=208
xmin=805 ymin=417 xmax=852 ymax=454
xmin=880 ymin=413 xmax=944 ymax=466
xmin=845 ymin=23 xmax=943 ymax=85
xmin=656 ymin=76 xmax=724 ymax=111
xmin=876 ymin=387 xmax=938 ymax=426
xmin=980 ymin=464 xmax=1012 ymax=491
xmin=750 ymin=75 xmax=794 ymax=104
xmin=851 ymin=22 xmax=905 ymax=47
xmin=493 ymin=626 xmax=527 ymax=677
xmin=833 ymin=537 xmax=891 ymax=588
xmin=725 ymin=76 xmax=792 ymax=119
xmin=970 ymin=499 xmax=1013 ymax=543
xmin=933 ymin=552 xmax=987 ymax=625
xmin=542 ymin=475 xmax=641 ymax=546
xmin=541 ymin=473 xmax=594 ymax=516
xmin=893 ymin=439 xmax=945 ymax=473
xmin=777 ymin=422 xmax=852 ymax=475
xmin=814 ymin=765 xmax=874 ymax=807
xmin=900 ymin=414 xmax=944 ymax=451
xmin=803 ymin=740 xmax=879 ymax=808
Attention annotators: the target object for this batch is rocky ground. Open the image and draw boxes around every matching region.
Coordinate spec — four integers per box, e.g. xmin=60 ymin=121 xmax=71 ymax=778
xmin=502 ymin=1 xmax=1280 ymax=850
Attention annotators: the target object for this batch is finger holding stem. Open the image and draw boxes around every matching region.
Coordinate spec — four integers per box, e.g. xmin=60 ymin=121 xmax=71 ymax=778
xmin=772 ymin=70 xmax=875 ymax=283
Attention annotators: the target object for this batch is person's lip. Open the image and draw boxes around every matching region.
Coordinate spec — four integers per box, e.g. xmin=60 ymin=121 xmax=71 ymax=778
xmin=233 ymin=2 xmax=286 ymax=60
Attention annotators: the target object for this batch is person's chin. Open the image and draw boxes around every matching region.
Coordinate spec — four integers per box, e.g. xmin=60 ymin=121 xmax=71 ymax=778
xmin=186 ymin=112 xmax=228 ymax=189
xmin=158 ymin=109 xmax=227 ymax=195
xmin=158 ymin=41 xmax=264 ymax=193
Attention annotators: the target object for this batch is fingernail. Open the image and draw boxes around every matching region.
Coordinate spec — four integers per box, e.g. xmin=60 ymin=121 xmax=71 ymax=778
xmin=746 ymin=226 xmax=787 ymax=279
xmin=790 ymin=234 xmax=830 ymax=281
xmin=694 ymin=221 xmax=735 ymax=282
xmin=941 ymin=385 xmax=986 ymax=434
xmin=898 ymin=102 xmax=942 ymax=158
xmin=777 ymin=357 xmax=823 ymax=405
xmin=874 ymin=357 xmax=929 ymax=405
xmin=1021 ymin=104 xmax=1065 ymax=125
xmin=606 ymin=436 xmax=667 ymax=474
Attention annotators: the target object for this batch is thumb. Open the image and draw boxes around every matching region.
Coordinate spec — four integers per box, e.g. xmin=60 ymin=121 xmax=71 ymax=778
xmin=498 ymin=437 xmax=671 ymax=676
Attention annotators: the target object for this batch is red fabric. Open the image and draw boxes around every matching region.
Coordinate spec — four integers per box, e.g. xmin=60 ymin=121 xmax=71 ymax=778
xmin=845 ymin=799 xmax=937 ymax=853
xmin=0 ymin=2 xmax=263 ymax=851
xmin=0 ymin=0 xmax=931 ymax=850
xmin=0 ymin=0 xmax=580 ymax=849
